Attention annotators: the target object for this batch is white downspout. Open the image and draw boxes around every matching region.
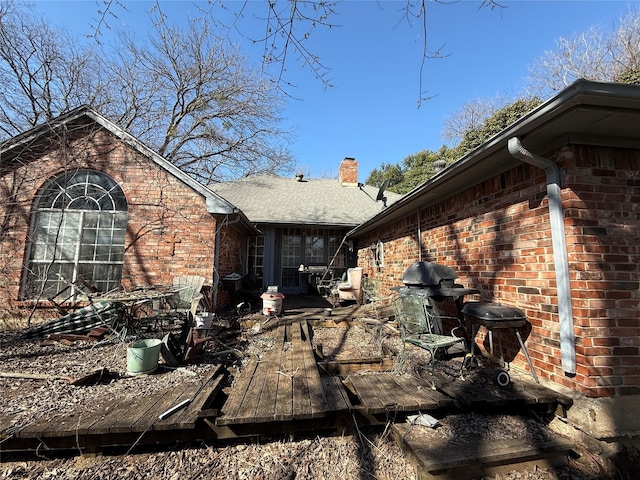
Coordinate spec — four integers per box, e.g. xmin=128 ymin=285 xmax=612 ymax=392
xmin=508 ymin=137 xmax=576 ymax=375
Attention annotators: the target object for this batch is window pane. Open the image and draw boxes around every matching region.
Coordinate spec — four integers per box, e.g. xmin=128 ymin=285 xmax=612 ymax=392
xmin=24 ymin=171 xmax=128 ymax=299
xmin=305 ymin=234 xmax=324 ymax=264
xmin=281 ymin=268 xmax=300 ymax=287
xmin=79 ymin=244 xmax=96 ymax=261
xmin=82 ymin=228 xmax=97 ymax=244
xmin=25 ymin=262 xmax=74 ymax=298
xmin=113 ymin=214 xmax=128 ymax=230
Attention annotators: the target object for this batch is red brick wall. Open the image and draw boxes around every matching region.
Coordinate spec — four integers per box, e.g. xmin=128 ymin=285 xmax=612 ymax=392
xmin=215 ymin=220 xmax=249 ymax=307
xmin=0 ymin=125 xmax=245 ymax=320
xmin=357 ymin=145 xmax=640 ymax=398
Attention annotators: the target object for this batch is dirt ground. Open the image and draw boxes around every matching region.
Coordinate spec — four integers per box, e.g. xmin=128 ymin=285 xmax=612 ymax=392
xmin=0 ymin=307 xmax=628 ymax=479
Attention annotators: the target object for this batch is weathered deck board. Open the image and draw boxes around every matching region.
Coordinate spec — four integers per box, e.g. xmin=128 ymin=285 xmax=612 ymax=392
xmin=38 ymin=412 xmax=91 ymax=438
xmin=218 ymin=320 xmax=334 ymax=426
xmin=347 ymin=375 xmax=397 ymax=412
xmin=221 ymin=359 xmax=261 ymax=420
xmin=252 ymin=326 xmax=287 ymax=422
xmin=155 ymin=366 xmax=224 ymax=430
xmin=273 ymin=327 xmax=294 ymax=422
xmin=0 ymin=413 xmax=19 ymax=438
xmin=128 ymin=387 xmax=190 ymax=433
xmin=393 ymin=374 xmax=455 ymax=410
xmin=300 ymin=321 xmax=332 ymax=417
xmin=217 ymin=323 xmax=290 ymax=424
xmin=291 ymin=321 xmax=313 ymax=418
xmin=346 ymin=373 xmax=453 ymax=414
xmin=438 ymin=369 xmax=573 ymax=409
xmin=73 ymin=392 xmax=153 ymax=436
xmin=220 ymin=325 xmax=284 ymax=422
xmin=15 ymin=367 xmax=224 ymax=440
xmin=393 ymin=422 xmax=573 ymax=477
xmin=321 ymin=376 xmax=352 ymax=412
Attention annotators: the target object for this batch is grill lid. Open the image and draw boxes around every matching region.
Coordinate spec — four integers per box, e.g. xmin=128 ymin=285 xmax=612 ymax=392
xmin=402 ymin=261 xmax=458 ymax=287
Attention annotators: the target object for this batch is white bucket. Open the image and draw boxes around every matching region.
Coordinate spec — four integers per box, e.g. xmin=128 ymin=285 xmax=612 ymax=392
xmin=127 ymin=338 xmax=162 ymax=375
xmin=261 ymin=292 xmax=284 ymax=315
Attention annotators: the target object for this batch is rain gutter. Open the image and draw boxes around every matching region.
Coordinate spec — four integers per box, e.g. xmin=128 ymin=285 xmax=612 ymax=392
xmin=508 ymin=137 xmax=576 ymax=375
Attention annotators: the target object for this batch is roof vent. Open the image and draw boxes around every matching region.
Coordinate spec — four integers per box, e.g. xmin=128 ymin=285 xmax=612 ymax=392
xmin=433 ymin=159 xmax=447 ymax=175
xmin=295 ymin=173 xmax=304 ymax=182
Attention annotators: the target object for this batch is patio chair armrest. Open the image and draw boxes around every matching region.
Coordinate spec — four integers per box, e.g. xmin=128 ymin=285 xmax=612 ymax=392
xmin=434 ymin=314 xmax=465 ymax=337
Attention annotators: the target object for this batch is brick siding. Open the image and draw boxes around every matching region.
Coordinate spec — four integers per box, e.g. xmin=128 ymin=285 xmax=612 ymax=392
xmin=357 ymin=145 xmax=640 ymax=398
xmin=0 ymin=125 xmax=246 ymax=320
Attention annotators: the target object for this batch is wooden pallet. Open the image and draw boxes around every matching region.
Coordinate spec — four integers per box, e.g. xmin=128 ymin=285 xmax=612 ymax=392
xmin=437 ymin=367 xmax=574 ymax=410
xmin=344 ymin=372 xmax=454 ymax=414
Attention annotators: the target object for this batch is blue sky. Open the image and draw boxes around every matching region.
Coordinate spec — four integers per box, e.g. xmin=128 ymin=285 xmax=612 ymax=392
xmin=32 ymin=0 xmax=640 ymax=182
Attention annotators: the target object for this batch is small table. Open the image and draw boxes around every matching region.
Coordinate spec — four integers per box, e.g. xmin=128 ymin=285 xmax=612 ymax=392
xmin=87 ymin=286 xmax=187 ymax=338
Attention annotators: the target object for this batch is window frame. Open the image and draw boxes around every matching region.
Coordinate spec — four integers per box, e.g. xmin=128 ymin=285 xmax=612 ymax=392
xmin=23 ymin=170 xmax=128 ymax=300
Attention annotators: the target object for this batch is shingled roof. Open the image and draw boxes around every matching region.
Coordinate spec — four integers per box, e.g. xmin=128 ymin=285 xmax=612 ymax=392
xmin=209 ymin=173 xmax=403 ymax=227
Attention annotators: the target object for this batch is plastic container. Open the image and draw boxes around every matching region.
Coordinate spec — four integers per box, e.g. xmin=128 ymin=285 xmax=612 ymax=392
xmin=195 ymin=312 xmax=215 ymax=329
xmin=127 ymin=338 xmax=162 ymax=375
xmin=260 ymin=292 xmax=285 ymax=316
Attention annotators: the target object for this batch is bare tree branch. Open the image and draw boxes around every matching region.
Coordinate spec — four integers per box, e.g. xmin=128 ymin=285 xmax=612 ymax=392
xmin=527 ymin=9 xmax=640 ymax=96
xmin=83 ymin=0 xmax=505 ymax=105
xmin=105 ymin=9 xmax=294 ymax=182
xmin=0 ymin=1 xmax=295 ymax=183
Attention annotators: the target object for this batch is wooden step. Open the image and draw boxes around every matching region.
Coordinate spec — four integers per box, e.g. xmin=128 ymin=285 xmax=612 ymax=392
xmin=392 ymin=421 xmax=573 ymax=479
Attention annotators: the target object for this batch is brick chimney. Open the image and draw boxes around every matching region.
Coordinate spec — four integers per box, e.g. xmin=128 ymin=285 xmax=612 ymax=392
xmin=339 ymin=157 xmax=358 ymax=186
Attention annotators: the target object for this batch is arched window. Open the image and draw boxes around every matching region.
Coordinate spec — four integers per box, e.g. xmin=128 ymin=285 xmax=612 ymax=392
xmin=24 ymin=170 xmax=128 ymax=299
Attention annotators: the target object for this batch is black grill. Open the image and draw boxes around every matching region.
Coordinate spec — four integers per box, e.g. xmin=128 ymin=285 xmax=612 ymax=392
xmin=397 ymin=261 xmax=476 ymax=299
xmin=401 ymin=261 xmax=458 ymax=289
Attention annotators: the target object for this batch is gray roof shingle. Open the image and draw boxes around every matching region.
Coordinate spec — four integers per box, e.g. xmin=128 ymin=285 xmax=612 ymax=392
xmin=210 ymin=175 xmax=402 ymax=226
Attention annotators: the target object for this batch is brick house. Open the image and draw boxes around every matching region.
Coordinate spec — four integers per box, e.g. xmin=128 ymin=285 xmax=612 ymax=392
xmin=0 ymin=106 xmax=257 ymax=320
xmin=210 ymin=158 xmax=402 ymax=294
xmin=347 ymin=80 xmax=640 ymax=440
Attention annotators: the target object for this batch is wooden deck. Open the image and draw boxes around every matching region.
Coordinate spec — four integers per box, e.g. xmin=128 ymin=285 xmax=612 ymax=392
xmin=1 ymin=309 xmax=573 ymax=458
xmin=217 ymin=320 xmax=351 ymax=426
xmin=3 ymin=366 xmax=225 ymax=453
xmin=393 ymin=422 xmax=574 ymax=479
xmin=344 ymin=373 xmax=454 ymax=414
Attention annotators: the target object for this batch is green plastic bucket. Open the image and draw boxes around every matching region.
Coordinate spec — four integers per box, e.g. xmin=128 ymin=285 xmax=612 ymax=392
xmin=127 ymin=338 xmax=162 ymax=375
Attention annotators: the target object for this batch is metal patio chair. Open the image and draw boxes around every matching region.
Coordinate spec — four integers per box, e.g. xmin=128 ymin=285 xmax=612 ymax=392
xmin=362 ymin=276 xmax=387 ymax=319
xmin=172 ymin=275 xmax=205 ymax=317
xmin=393 ymin=294 xmax=466 ymax=389
xmin=153 ymin=276 xmax=205 ymax=329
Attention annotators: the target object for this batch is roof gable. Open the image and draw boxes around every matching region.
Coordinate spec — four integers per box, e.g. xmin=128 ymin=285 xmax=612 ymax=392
xmin=0 ymin=105 xmax=238 ymax=216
